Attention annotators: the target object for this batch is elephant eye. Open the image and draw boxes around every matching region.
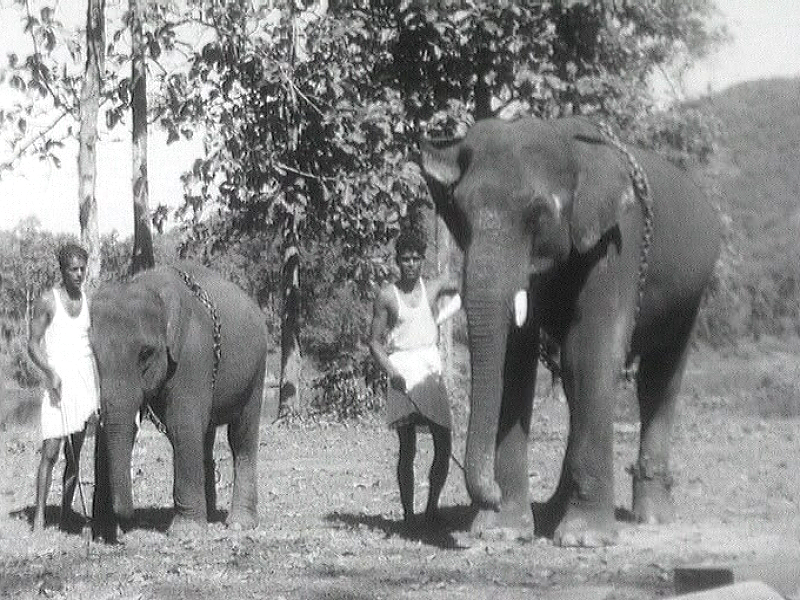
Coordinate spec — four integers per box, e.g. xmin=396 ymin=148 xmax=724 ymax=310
xmin=138 ymin=346 xmax=156 ymax=363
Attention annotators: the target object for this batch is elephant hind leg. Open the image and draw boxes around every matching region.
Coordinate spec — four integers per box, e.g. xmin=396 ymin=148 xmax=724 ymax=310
xmin=204 ymin=427 xmax=219 ymax=522
xmin=633 ymin=324 xmax=695 ymax=525
xmin=225 ymin=364 xmax=265 ymax=530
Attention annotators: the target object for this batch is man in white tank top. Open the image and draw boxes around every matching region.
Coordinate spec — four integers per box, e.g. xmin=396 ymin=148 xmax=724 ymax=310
xmin=369 ymin=229 xmax=460 ymax=528
xmin=28 ymin=243 xmax=99 ymax=532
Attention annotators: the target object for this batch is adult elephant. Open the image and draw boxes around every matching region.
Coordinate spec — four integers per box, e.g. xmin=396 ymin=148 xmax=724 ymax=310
xmin=420 ymin=116 xmax=720 ymax=547
xmin=90 ymin=262 xmax=268 ymax=540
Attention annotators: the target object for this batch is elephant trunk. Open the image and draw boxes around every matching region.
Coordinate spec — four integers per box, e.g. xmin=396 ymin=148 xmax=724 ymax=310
xmin=100 ymin=380 xmax=141 ymax=523
xmin=463 ymin=288 xmax=511 ymax=509
xmin=104 ymin=418 xmax=136 ymax=521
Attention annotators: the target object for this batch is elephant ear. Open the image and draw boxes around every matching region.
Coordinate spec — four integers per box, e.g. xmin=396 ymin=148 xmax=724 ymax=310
xmin=157 ymin=286 xmax=190 ymax=365
xmin=419 ymin=139 xmax=471 ymax=248
xmin=568 ymin=129 xmax=637 ymax=254
xmin=419 ymin=138 xmax=463 ymax=186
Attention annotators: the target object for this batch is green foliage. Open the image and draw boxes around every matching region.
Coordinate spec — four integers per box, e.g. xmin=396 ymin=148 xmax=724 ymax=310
xmin=692 ymin=78 xmax=800 ymax=348
xmin=309 ymin=362 xmax=384 ymax=423
xmin=2 ymin=0 xmax=736 ymax=411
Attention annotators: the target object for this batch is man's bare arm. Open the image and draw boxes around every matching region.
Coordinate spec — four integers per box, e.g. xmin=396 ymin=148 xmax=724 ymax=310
xmin=27 ymin=291 xmax=60 ymax=394
xmin=368 ymin=286 xmax=405 ymax=391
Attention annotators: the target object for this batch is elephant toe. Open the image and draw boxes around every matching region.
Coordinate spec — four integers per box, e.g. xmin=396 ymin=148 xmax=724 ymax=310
xmin=168 ymin=515 xmax=206 ymax=538
xmin=553 ymin=507 xmax=618 ymax=548
xmin=470 ymin=503 xmax=534 ymax=542
xmin=226 ymin=512 xmax=258 ymax=531
xmin=632 ymin=478 xmax=675 ymax=525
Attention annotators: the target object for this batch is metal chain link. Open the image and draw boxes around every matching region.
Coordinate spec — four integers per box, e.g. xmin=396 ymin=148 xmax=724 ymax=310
xmin=538 ymin=121 xmax=654 ymax=382
xmin=142 ymin=268 xmax=223 ymax=434
xmin=172 ymin=267 xmax=222 ymax=388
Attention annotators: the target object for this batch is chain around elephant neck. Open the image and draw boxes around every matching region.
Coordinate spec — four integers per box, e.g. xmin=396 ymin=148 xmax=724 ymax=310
xmin=596 ymin=121 xmax=654 ymax=380
xmin=537 ymin=121 xmax=654 ymax=381
xmin=173 ymin=267 xmax=222 ymax=389
xmin=140 ymin=269 xmax=222 ymax=436
xmin=595 ymin=120 xmax=654 ymax=330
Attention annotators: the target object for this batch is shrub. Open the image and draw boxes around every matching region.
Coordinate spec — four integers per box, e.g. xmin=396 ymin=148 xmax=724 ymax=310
xmin=309 ymin=359 xmax=383 ymax=422
xmin=8 ymin=335 xmax=39 ymax=388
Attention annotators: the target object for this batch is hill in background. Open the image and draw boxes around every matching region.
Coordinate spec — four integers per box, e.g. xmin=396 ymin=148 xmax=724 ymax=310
xmin=696 ymin=76 xmax=800 ymax=250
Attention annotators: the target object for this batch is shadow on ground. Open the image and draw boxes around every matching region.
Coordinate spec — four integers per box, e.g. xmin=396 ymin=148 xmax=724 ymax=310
xmin=326 ymin=504 xmax=477 ymax=550
xmin=10 ymin=503 xmax=227 ymax=536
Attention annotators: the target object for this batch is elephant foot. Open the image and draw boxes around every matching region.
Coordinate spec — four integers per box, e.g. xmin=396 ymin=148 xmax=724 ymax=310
xmin=553 ymin=504 xmax=618 ymax=547
xmin=630 ymin=463 xmax=675 ymax=524
xmin=226 ymin=510 xmax=258 ymax=531
xmin=470 ymin=502 xmax=534 ymax=542
xmin=168 ymin=514 xmax=207 ymax=538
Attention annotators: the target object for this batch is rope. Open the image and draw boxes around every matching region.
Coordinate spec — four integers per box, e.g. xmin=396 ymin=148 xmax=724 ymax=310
xmin=538 ymin=120 xmax=654 ymax=382
xmin=59 ymin=403 xmax=91 ymax=555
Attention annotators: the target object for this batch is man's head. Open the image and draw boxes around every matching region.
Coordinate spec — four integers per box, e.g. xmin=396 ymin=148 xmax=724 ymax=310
xmin=394 ymin=229 xmax=427 ymax=284
xmin=57 ymin=243 xmax=89 ymax=292
xmin=395 ymin=228 xmax=427 ymax=258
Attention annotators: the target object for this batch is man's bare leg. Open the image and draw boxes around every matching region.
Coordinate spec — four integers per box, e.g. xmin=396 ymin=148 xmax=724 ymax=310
xmin=425 ymin=422 xmax=451 ymax=524
xmin=33 ymin=438 xmax=62 ymax=531
xmin=397 ymin=425 xmax=416 ymax=525
xmin=60 ymin=429 xmax=86 ymax=529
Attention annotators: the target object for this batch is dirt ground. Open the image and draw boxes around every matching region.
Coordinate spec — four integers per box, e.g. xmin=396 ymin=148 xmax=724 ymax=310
xmin=1 ymin=342 xmax=799 ymax=600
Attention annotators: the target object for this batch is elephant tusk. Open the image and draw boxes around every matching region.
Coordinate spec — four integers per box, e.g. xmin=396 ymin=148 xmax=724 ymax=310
xmin=514 ymin=290 xmax=528 ymax=327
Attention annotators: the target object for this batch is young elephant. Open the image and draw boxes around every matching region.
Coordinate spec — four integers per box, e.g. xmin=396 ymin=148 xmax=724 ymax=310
xmin=90 ymin=262 xmax=268 ymax=540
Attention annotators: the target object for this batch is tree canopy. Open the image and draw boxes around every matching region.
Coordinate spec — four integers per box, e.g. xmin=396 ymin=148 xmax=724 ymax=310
xmin=1 ymin=0 xmax=728 ymax=393
xmin=152 ymin=0 xmax=725 ymax=285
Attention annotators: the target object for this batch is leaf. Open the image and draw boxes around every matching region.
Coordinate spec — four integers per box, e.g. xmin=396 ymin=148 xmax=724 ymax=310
xmin=147 ymin=34 xmax=162 ymax=60
xmin=9 ymin=75 xmax=25 ymax=91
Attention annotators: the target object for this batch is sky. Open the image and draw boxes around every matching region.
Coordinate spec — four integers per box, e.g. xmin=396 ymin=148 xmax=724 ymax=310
xmin=1 ymin=0 xmax=799 ymax=238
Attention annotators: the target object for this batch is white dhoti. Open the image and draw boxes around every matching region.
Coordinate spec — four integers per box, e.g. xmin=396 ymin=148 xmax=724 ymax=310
xmin=386 ymin=346 xmax=451 ymax=430
xmin=40 ymin=354 xmax=99 ymax=440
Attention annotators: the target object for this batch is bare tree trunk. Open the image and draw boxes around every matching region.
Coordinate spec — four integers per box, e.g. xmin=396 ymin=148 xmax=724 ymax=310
xmin=130 ymin=0 xmax=155 ymax=275
xmin=278 ymin=0 xmax=329 ymax=415
xmin=78 ymin=0 xmax=105 ymax=289
xmin=278 ymin=237 xmax=302 ymax=415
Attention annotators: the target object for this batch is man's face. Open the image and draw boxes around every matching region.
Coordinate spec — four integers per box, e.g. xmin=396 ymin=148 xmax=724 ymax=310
xmin=397 ymin=249 xmax=423 ymax=282
xmin=61 ymin=256 xmax=87 ymax=290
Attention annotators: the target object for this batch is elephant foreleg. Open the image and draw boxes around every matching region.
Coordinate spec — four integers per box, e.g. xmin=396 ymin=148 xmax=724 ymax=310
xmin=168 ymin=419 xmax=209 ymax=532
xmin=91 ymin=424 xmax=118 ymax=543
xmin=225 ymin=366 xmax=264 ymax=530
xmin=550 ymin=312 xmax=630 ymax=547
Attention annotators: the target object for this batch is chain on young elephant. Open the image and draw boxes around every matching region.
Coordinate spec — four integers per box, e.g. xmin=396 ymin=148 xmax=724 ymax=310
xmin=538 ymin=121 xmax=654 ymax=383
xmin=142 ymin=268 xmax=223 ymax=434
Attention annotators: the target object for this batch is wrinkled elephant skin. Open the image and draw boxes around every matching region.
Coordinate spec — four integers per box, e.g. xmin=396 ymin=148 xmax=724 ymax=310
xmin=89 ymin=262 xmax=268 ymax=541
xmin=420 ymin=117 xmax=721 ymax=546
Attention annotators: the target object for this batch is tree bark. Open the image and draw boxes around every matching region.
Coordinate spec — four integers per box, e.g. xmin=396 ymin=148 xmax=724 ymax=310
xmin=278 ymin=0 xmax=330 ymax=414
xmin=278 ymin=238 xmax=302 ymax=415
xmin=436 ymin=215 xmax=454 ymax=389
xmin=78 ymin=0 xmax=105 ymax=289
xmin=130 ymin=0 xmax=155 ymax=275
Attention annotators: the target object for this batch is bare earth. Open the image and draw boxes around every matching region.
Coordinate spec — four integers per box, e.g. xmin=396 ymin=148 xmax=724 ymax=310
xmin=1 ymin=343 xmax=799 ymax=600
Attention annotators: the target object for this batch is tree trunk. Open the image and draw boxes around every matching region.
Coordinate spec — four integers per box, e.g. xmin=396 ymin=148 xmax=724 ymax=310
xmin=78 ymin=0 xmax=105 ymax=290
xmin=436 ymin=215 xmax=454 ymax=389
xmin=277 ymin=1 xmax=330 ymax=415
xmin=129 ymin=0 xmax=155 ymax=275
xmin=278 ymin=237 xmax=301 ymax=415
